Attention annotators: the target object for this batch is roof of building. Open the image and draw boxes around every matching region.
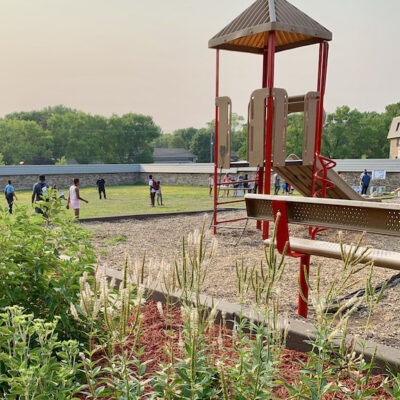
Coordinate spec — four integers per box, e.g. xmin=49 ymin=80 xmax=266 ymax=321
xmin=333 ymin=159 xmax=400 ymax=173
xmin=209 ymin=0 xmax=332 ymax=54
xmin=153 ymin=148 xmax=196 ymax=159
xmin=0 ymin=159 xmax=399 ymax=177
xmin=387 ymin=116 xmax=400 ymax=140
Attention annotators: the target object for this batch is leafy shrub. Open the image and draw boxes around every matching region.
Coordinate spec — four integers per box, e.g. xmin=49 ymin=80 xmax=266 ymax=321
xmin=0 ymin=193 xmax=96 ymax=341
xmin=0 ymin=306 xmax=80 ymax=398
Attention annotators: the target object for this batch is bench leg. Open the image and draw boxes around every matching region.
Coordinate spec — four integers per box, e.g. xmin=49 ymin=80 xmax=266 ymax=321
xmin=298 ymin=255 xmax=310 ymax=318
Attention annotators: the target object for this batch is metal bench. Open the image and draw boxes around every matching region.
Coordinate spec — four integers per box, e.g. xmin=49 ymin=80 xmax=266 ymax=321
xmin=245 ymin=194 xmax=400 ymax=317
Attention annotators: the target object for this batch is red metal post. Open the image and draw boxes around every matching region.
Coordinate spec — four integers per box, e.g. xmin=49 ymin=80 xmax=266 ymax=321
xmin=311 ymin=41 xmax=329 ymax=197
xmin=262 ymin=32 xmax=276 ymax=240
xmin=213 ymin=49 xmax=220 ymax=234
xmin=256 ymin=48 xmax=269 ymax=230
xmin=298 ymin=255 xmax=311 ymax=318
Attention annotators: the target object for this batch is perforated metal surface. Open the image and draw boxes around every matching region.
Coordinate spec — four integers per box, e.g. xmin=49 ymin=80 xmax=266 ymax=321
xmin=289 ymin=203 xmax=368 ymax=228
xmin=245 ymin=195 xmax=400 ymax=237
xmin=387 ymin=210 xmax=400 ymax=232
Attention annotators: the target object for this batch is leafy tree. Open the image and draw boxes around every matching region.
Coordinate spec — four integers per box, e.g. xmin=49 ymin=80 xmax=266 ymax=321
xmin=47 ymin=112 xmax=106 ymax=163
xmin=322 ymin=106 xmax=390 ymax=159
xmin=0 ymin=120 xmax=53 ymax=164
xmin=107 ymin=113 xmax=161 ymax=163
xmin=286 ymin=113 xmax=304 ymax=157
xmin=190 ymin=128 xmax=212 ymax=162
xmin=153 ymin=134 xmax=172 ymax=148
xmin=169 ymin=134 xmax=187 ymax=149
xmin=170 ymin=127 xmax=198 ymax=150
xmin=6 ymin=105 xmax=77 ymax=130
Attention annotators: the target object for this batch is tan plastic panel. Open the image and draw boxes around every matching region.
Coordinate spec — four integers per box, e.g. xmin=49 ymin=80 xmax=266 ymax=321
xmin=288 ymin=95 xmax=305 ymax=114
xmin=302 ymin=92 xmax=320 ymax=166
xmin=271 ymin=88 xmax=289 ymax=167
xmin=247 ymin=88 xmax=268 ymax=167
xmin=216 ymin=96 xmax=232 ymax=169
xmin=264 ymin=237 xmax=400 ymax=270
xmin=245 ymin=194 xmax=400 ymax=237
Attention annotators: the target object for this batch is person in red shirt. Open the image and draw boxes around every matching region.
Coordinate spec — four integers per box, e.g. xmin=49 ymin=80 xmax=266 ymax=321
xmin=254 ymin=167 xmax=262 ymax=194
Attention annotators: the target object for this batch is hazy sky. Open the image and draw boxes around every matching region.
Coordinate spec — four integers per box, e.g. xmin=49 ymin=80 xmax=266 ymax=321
xmin=1 ymin=0 xmax=400 ymax=133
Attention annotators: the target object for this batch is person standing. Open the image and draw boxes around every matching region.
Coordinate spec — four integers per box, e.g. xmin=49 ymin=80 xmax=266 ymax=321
xmin=156 ymin=181 xmax=163 ymax=206
xmin=223 ymin=173 xmax=233 ymax=197
xmin=254 ymin=166 xmax=262 ymax=194
xmin=360 ymin=169 xmax=371 ymax=195
xmin=67 ymin=178 xmax=88 ymax=218
xmin=208 ymin=175 xmax=214 ymax=197
xmin=4 ymin=180 xmax=17 ymax=214
xmin=273 ymin=173 xmax=280 ymax=195
xmin=148 ymin=175 xmax=156 ymax=207
xmin=31 ymin=175 xmax=49 ymax=214
xmin=96 ymin=176 xmax=106 ymax=199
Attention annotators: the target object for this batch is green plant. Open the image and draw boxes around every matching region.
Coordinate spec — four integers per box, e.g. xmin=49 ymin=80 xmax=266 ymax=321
xmin=153 ymin=305 xmax=222 ymax=399
xmin=74 ymin=259 xmax=150 ymax=399
xmin=55 ymin=155 xmax=67 ymax=165
xmin=223 ymin=318 xmax=283 ymax=399
xmin=285 ymin=234 xmax=385 ymax=399
xmin=0 ymin=306 xmax=80 ymax=399
xmin=0 ymin=192 xmax=96 ymax=341
xmin=106 ymin=235 xmax=127 ymax=245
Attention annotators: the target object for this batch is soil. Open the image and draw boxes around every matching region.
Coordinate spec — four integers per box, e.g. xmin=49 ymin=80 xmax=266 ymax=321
xmin=84 ymin=197 xmax=400 ymax=349
xmin=78 ymin=301 xmax=391 ymax=399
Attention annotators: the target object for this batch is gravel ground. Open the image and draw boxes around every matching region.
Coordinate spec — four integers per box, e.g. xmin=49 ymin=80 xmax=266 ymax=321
xmin=84 ymin=198 xmax=400 ymax=349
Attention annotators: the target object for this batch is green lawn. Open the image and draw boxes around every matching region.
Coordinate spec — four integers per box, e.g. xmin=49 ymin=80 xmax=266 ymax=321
xmin=11 ymin=184 xmax=246 ymax=218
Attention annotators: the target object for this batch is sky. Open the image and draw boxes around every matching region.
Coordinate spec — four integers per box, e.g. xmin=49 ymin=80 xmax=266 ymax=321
xmin=1 ymin=0 xmax=400 ymax=133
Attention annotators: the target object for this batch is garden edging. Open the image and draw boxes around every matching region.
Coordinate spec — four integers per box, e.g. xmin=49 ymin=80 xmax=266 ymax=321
xmin=101 ymin=266 xmax=400 ymax=374
xmin=79 ymin=208 xmax=239 ymax=223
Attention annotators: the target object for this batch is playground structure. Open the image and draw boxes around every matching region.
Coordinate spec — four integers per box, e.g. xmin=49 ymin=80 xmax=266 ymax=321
xmin=209 ymin=0 xmax=368 ymax=238
xmin=246 ymin=194 xmax=400 ymax=317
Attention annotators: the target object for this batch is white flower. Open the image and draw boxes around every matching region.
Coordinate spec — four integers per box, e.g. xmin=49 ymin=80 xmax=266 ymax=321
xmin=157 ymin=302 xmax=164 ymax=318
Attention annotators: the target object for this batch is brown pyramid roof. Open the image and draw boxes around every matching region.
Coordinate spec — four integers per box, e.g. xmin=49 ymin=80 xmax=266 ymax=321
xmin=209 ymin=0 xmax=332 ymax=54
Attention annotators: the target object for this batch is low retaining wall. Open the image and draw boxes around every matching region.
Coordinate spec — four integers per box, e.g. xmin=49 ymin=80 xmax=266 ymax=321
xmin=1 ymin=162 xmax=400 ymax=191
xmin=103 ymin=267 xmax=400 ymax=374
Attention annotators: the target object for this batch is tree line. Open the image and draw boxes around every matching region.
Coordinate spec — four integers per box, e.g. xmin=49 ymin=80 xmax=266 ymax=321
xmin=0 ymin=102 xmax=398 ymax=165
xmin=1 ymin=106 xmax=161 ymax=164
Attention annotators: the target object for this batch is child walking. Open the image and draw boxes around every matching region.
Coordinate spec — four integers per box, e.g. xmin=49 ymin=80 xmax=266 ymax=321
xmin=156 ymin=181 xmax=163 ymax=206
xmin=4 ymin=180 xmax=17 ymax=214
xmin=67 ymin=178 xmax=88 ymax=218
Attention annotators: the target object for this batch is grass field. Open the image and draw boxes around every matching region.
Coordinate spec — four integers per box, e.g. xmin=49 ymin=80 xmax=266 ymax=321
xmin=9 ymin=184 xmax=246 ymax=218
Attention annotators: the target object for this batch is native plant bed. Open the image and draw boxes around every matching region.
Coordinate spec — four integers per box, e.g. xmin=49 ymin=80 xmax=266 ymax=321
xmin=74 ymin=300 xmax=391 ymax=399
xmin=0 ymin=198 xmax=399 ymax=399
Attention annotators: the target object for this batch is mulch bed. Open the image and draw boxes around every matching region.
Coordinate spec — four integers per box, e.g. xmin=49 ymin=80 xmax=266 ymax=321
xmin=77 ymin=301 xmax=392 ymax=399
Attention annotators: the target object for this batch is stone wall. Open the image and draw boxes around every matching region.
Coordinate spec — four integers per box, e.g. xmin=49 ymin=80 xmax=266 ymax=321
xmin=3 ymin=173 xmax=140 ymax=190
xmin=141 ymin=172 xmax=257 ymax=187
xmin=339 ymin=172 xmax=400 ymax=192
xmin=2 ymin=168 xmax=399 ymax=193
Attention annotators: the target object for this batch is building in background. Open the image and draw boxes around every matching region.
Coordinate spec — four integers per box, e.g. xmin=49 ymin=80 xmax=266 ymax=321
xmin=388 ymin=116 xmax=400 ymax=159
xmin=153 ymin=148 xmax=197 ymax=163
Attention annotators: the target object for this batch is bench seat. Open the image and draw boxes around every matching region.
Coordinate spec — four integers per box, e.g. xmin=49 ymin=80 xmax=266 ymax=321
xmin=264 ymin=237 xmax=400 ymax=270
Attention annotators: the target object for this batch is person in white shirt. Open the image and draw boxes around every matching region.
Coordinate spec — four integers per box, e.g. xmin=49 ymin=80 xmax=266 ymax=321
xmin=148 ymin=175 xmax=156 ymax=207
xmin=67 ymin=178 xmax=88 ymax=218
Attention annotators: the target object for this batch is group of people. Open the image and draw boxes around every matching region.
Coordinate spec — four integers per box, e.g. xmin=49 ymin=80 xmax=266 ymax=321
xmin=3 ymin=175 xmax=94 ymax=218
xmin=207 ymin=171 xmax=293 ymax=198
xmin=210 ymin=173 xmax=251 ymax=197
xmin=148 ymin=175 xmax=163 ymax=207
xmin=31 ymin=175 xmax=89 ymax=218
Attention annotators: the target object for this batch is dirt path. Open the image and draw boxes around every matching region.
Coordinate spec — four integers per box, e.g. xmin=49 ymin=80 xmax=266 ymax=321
xmin=85 ymin=198 xmax=400 ymax=349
